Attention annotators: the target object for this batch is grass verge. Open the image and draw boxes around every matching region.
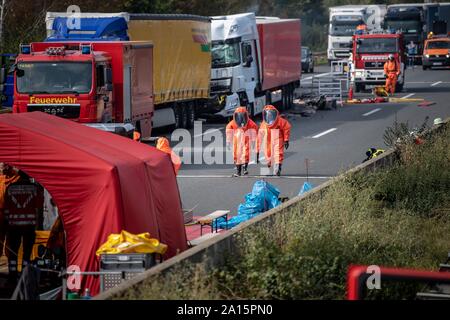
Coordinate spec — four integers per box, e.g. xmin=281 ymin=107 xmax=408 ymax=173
xmin=116 ymin=125 xmax=450 ymax=300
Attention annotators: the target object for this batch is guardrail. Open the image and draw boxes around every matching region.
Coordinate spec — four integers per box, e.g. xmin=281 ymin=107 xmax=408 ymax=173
xmin=96 ymin=118 xmax=449 ymax=300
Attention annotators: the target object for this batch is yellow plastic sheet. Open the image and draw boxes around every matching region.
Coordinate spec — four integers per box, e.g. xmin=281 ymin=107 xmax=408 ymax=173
xmin=96 ymin=230 xmax=167 ymax=256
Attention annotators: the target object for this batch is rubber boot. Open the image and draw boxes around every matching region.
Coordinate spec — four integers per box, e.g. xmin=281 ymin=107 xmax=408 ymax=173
xmin=233 ymin=165 xmax=242 ymax=177
xmin=274 ymin=164 xmax=282 ymax=176
xmin=242 ymin=163 xmax=249 ymax=176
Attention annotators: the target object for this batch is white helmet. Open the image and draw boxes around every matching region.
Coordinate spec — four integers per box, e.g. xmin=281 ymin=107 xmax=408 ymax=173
xmin=388 ymin=54 xmax=394 ymax=61
xmin=434 ymin=118 xmax=444 ymax=126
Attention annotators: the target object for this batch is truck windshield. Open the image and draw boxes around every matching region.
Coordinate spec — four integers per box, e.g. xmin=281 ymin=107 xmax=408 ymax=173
xmin=386 ymin=20 xmax=421 ymax=34
xmin=330 ymin=20 xmax=363 ymax=37
xmin=427 ymin=41 xmax=450 ymax=49
xmin=357 ymin=38 xmax=398 ymax=54
xmin=211 ymin=40 xmax=241 ymax=68
xmin=16 ymin=62 xmax=92 ymax=94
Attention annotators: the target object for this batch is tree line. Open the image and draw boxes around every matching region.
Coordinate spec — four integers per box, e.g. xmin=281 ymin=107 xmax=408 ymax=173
xmin=0 ymin=0 xmax=443 ymax=53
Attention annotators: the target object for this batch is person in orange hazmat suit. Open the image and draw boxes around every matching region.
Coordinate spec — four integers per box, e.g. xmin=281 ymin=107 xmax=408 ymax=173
xmin=156 ymin=137 xmax=181 ymax=175
xmin=384 ymin=54 xmax=400 ymax=95
xmin=257 ymin=105 xmax=291 ymax=176
xmin=226 ymin=107 xmax=258 ymax=177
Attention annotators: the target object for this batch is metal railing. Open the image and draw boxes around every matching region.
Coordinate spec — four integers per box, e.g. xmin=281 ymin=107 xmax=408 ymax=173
xmin=315 ymin=60 xmax=350 ymax=104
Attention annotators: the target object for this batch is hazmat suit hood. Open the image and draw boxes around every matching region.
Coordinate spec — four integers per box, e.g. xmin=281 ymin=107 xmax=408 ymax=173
xmin=156 ymin=137 xmax=171 ymax=153
xmin=262 ymin=105 xmax=280 ymax=128
xmin=233 ymin=107 xmax=250 ymax=129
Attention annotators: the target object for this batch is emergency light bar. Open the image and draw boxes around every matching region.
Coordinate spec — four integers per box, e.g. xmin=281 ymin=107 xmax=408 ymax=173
xmin=46 ymin=47 xmax=65 ymax=56
xmin=20 ymin=44 xmax=31 ymax=54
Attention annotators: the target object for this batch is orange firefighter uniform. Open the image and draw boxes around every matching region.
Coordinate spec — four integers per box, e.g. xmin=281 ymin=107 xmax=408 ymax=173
xmin=257 ymin=105 xmax=291 ymax=176
xmin=156 ymin=137 xmax=181 ymax=175
xmin=226 ymin=107 xmax=258 ymax=176
xmin=4 ymin=172 xmax=43 ymax=279
xmin=356 ymin=24 xmax=368 ymax=34
xmin=384 ymin=57 xmax=400 ymax=95
xmin=0 ymin=166 xmax=19 ymax=258
xmin=133 ymin=131 xmax=141 ymax=142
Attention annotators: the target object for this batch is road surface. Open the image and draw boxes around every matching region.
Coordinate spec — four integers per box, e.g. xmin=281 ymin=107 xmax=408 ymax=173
xmin=158 ymin=65 xmax=450 ymax=216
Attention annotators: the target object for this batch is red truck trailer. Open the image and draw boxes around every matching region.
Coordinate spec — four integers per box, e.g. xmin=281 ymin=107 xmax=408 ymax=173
xmin=13 ymin=41 xmax=154 ymax=138
xmin=209 ymin=14 xmax=301 ymax=117
xmin=257 ymin=18 xmax=302 ymax=92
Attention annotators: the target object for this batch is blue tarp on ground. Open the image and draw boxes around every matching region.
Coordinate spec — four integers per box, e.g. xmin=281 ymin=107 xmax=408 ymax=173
xmin=218 ymin=180 xmax=281 ymax=229
xmin=299 ymin=182 xmax=314 ymax=195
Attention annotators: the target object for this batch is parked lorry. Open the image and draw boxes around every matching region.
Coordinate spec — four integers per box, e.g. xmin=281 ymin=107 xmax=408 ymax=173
xmin=350 ymin=32 xmax=406 ymax=92
xmin=423 ymin=3 xmax=450 ymax=37
xmin=385 ymin=4 xmax=424 ymax=55
xmin=328 ymin=5 xmax=386 ymax=63
xmin=0 ymin=54 xmax=16 ymax=108
xmin=13 ymin=41 xmax=153 ymax=137
xmin=40 ymin=13 xmax=211 ymax=130
xmin=208 ymin=13 xmax=301 ymax=117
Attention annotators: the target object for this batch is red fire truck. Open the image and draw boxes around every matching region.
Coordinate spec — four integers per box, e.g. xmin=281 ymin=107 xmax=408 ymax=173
xmin=350 ymin=32 xmax=406 ymax=92
xmin=12 ymin=41 xmax=153 ymax=138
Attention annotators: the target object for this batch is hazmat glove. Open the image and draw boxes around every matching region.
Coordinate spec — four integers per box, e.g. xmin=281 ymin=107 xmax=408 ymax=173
xmin=256 ymin=152 xmax=260 ymax=164
xmin=284 ymin=141 xmax=289 ymax=150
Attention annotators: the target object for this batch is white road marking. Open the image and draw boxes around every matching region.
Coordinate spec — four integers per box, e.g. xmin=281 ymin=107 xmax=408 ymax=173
xmin=311 ymin=128 xmax=337 ymax=139
xmin=177 ymin=175 xmax=333 ymax=180
xmin=401 ymin=93 xmax=416 ymax=99
xmin=193 ymin=128 xmax=223 ymax=138
xmin=362 ymin=108 xmax=382 ymax=117
xmin=302 ymin=72 xmax=333 ymax=81
xmin=431 ymin=81 xmax=443 ymax=87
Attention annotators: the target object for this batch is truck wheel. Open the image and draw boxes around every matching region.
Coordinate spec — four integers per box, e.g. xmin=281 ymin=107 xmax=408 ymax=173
xmin=279 ymin=89 xmax=286 ymax=111
xmin=289 ymin=85 xmax=295 ymax=109
xmin=265 ymin=91 xmax=272 ymax=106
xmin=180 ymin=105 xmax=188 ymax=129
xmin=422 ymin=66 xmax=428 ymax=71
xmin=186 ymin=102 xmax=195 ymax=129
xmin=173 ymin=104 xmax=182 ymax=129
xmin=354 ymin=83 xmax=365 ymax=93
xmin=246 ymin=102 xmax=255 ymax=118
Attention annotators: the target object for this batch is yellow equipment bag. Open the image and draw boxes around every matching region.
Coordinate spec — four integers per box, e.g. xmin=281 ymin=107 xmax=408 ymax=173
xmin=96 ymin=230 xmax=168 ymax=256
xmin=373 ymin=86 xmax=389 ymax=97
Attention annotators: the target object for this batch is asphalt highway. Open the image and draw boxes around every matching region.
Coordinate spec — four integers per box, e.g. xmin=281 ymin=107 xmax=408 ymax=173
xmin=160 ymin=65 xmax=450 ymax=216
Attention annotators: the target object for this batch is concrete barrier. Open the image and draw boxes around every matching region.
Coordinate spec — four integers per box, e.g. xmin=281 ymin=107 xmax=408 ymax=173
xmin=97 ymin=119 xmax=448 ymax=300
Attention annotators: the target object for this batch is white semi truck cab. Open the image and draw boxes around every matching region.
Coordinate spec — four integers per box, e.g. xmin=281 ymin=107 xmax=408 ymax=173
xmin=210 ymin=13 xmax=261 ymax=117
xmin=208 ymin=13 xmax=301 ymax=118
xmin=328 ymin=5 xmax=387 ymax=63
xmin=328 ymin=8 xmax=366 ymax=62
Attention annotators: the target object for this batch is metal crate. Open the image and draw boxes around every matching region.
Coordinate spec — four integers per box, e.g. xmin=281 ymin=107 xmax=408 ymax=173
xmin=99 ymin=253 xmax=156 ymax=292
xmin=100 ymin=253 xmax=155 ymax=271
xmin=101 ymin=271 xmax=143 ymax=292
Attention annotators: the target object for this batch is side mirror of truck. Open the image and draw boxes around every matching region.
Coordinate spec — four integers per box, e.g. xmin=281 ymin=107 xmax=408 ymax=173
xmin=245 ymin=56 xmax=253 ymax=68
xmin=104 ymin=67 xmax=113 ymax=88
xmin=0 ymin=68 xmax=5 ymax=84
xmin=16 ymin=68 xmax=24 ymax=78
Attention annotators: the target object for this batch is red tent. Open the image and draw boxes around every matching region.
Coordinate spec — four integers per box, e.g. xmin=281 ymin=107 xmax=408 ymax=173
xmin=0 ymin=112 xmax=187 ymax=295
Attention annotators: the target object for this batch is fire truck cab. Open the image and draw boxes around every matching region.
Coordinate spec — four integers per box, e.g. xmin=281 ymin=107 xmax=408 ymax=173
xmin=350 ymin=32 xmax=405 ymax=92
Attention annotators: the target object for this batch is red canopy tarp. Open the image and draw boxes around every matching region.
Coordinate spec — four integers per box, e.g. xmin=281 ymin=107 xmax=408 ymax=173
xmin=0 ymin=112 xmax=187 ymax=295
